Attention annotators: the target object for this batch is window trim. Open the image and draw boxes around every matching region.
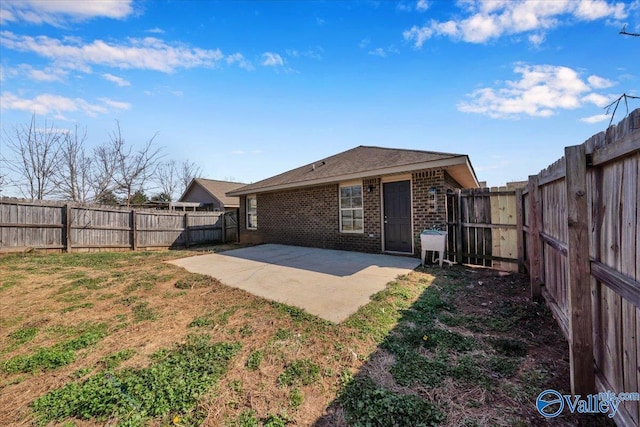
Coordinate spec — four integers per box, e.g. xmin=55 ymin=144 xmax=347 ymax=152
xmin=339 ymin=181 xmax=364 ymax=234
xmin=246 ymin=194 xmax=258 ymax=230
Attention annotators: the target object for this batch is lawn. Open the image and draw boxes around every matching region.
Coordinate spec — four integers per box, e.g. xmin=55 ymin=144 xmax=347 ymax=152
xmin=0 ymin=246 xmax=613 ymax=426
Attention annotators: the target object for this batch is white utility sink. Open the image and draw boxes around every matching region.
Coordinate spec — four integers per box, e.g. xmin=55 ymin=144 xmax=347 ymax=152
xmin=421 ymin=230 xmax=447 ymax=267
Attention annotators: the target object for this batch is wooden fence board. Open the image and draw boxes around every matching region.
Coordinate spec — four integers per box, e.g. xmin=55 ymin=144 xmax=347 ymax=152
xmin=621 ymin=155 xmax=639 ymax=424
xmin=0 ymin=200 xmax=229 ymax=252
xmin=524 ymin=109 xmax=640 ymax=421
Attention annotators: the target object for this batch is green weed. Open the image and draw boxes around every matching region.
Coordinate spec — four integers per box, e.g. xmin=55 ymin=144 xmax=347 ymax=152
xmin=31 ymin=335 xmax=241 ymax=425
xmin=99 ymin=349 xmax=136 ymax=369
xmin=262 ymin=413 xmax=290 ymax=427
xmin=239 ymin=324 xmax=253 ymax=337
xmin=246 ymin=350 xmax=264 ymax=371
xmin=236 ymin=409 xmax=259 ymax=427
xmin=270 ymin=302 xmax=317 ymax=323
xmin=488 ymin=355 xmax=521 ymax=378
xmin=3 ymin=347 xmax=76 ymax=373
xmin=390 ymin=351 xmax=449 ymax=388
xmin=71 ymin=367 xmax=93 ymax=379
xmin=3 ymin=323 xmax=107 ymax=373
xmin=340 ymin=376 xmax=445 ymax=427
xmin=289 ymin=387 xmax=303 ymax=409
xmin=9 ymin=326 xmax=37 ymax=346
xmin=278 ymin=359 xmax=320 ymax=387
xmin=132 ymin=302 xmax=159 ymax=322
xmin=273 ymin=328 xmax=294 ymax=341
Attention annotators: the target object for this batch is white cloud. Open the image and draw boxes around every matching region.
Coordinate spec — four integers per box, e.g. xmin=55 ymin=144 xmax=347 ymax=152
xmin=3 ymin=64 xmax=68 ymax=82
xmin=0 ymin=0 xmax=133 ymax=25
xmin=580 ymin=113 xmax=611 ymax=123
xmin=404 ymin=0 xmax=629 ymax=46
xmin=587 ymin=75 xmax=614 ymax=89
xmin=397 ymin=1 xmax=429 ymax=12
xmin=402 ymin=26 xmax=434 ymax=48
xmin=528 ymin=32 xmax=546 ymax=46
xmin=98 ymin=97 xmax=131 ymax=110
xmin=0 ymin=91 xmax=118 ymax=118
xmin=226 ymin=53 xmax=254 ymax=71
xmin=457 ymin=64 xmax=617 ymax=118
xmin=368 ymin=46 xmax=399 ymax=57
xmin=146 ymin=27 xmax=165 ymax=34
xmin=416 ymin=0 xmax=430 ymax=12
xmin=285 ymin=47 xmax=323 ymax=60
xmin=396 ymin=2 xmax=413 ymax=12
xmin=368 ymin=48 xmax=387 ymax=57
xmin=575 ymin=0 xmax=626 ymax=19
xmin=261 ymin=52 xmax=284 ymax=67
xmin=102 ymin=73 xmax=131 ymax=87
xmin=359 ymin=39 xmax=370 ymax=48
xmin=0 ymin=32 xmax=233 ymax=73
xmin=581 ymin=92 xmax=612 ymax=107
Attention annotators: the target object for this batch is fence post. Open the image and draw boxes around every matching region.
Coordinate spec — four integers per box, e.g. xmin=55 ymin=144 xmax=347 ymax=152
xmin=221 ymin=212 xmax=226 ymax=244
xmin=235 ymin=208 xmax=240 ymax=243
xmin=184 ymin=212 xmax=190 ymax=248
xmin=130 ymin=209 xmax=137 ymax=251
xmin=64 ymin=204 xmax=72 ymax=253
xmin=565 ymin=144 xmax=595 ymax=396
xmin=528 ymin=175 xmax=542 ymax=298
xmin=456 ymin=189 xmax=463 ymax=264
xmin=515 ymin=188 xmax=524 ymax=273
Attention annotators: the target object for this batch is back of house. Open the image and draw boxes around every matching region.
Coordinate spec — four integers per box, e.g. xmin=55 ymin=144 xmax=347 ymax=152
xmin=227 ymin=145 xmax=479 ymax=256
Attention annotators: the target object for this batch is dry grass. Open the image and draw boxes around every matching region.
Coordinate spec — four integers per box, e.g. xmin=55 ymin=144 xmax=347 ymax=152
xmin=0 ymin=248 xmax=615 ymax=426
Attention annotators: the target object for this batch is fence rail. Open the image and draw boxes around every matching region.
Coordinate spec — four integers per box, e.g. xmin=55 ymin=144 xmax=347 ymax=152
xmin=522 ymin=109 xmax=640 ymax=427
xmin=0 ymin=199 xmax=238 ymax=252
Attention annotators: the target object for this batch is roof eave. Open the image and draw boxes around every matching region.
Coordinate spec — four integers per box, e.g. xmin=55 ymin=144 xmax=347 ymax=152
xmin=228 ymin=156 xmax=475 ymax=196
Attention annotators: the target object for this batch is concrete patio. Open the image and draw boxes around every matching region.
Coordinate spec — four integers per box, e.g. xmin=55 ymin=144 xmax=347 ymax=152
xmin=168 ymin=244 xmax=421 ymax=323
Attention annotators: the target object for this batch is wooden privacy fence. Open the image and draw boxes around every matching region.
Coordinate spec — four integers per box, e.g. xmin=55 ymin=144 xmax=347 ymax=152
xmin=446 ymin=184 xmax=523 ymax=272
xmin=522 ymin=109 xmax=640 ymax=427
xmin=0 ymin=199 xmax=238 ymax=252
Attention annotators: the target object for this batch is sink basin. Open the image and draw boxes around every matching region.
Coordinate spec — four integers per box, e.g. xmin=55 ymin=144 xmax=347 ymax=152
xmin=420 ymin=230 xmax=447 ymax=267
xmin=421 ymin=230 xmax=446 ymax=236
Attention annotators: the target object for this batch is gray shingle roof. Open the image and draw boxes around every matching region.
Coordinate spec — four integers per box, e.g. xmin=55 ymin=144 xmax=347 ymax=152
xmin=228 ymin=146 xmax=477 ymax=195
xmin=182 ymin=178 xmax=246 ymax=206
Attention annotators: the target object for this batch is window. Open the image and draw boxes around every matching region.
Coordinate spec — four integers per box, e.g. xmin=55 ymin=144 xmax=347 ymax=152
xmin=246 ymin=195 xmax=257 ymax=229
xmin=340 ymin=184 xmax=363 ymax=233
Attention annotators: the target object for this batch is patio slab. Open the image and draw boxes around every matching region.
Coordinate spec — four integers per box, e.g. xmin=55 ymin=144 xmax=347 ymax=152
xmin=168 ymin=244 xmax=420 ymax=323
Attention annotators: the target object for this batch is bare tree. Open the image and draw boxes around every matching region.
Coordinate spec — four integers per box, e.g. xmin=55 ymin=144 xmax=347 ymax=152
xmin=4 ymin=114 xmax=62 ymax=200
xmin=155 ymin=160 xmax=179 ymax=202
xmin=91 ymin=140 xmax=119 ymax=204
xmin=0 ymin=140 xmax=6 ymax=194
xmin=55 ymin=125 xmax=92 ymax=202
xmin=108 ymin=122 xmax=163 ymax=206
xmin=178 ymin=160 xmax=201 ymax=196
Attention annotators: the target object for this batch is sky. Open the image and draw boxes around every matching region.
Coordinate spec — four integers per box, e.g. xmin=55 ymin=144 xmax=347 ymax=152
xmin=1 ymin=0 xmax=639 ymax=198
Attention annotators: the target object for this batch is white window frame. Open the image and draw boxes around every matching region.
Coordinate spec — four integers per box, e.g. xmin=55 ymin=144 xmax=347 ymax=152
xmin=339 ymin=181 xmax=364 ymax=234
xmin=246 ymin=195 xmax=258 ymax=230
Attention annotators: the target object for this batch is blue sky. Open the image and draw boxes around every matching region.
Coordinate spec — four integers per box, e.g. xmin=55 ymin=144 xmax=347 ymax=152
xmin=1 ymin=0 xmax=639 ymax=197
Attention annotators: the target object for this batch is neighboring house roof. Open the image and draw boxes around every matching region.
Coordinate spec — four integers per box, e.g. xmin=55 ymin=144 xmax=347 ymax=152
xmin=179 ymin=178 xmax=246 ymax=207
xmin=228 ymin=145 xmax=479 ymax=196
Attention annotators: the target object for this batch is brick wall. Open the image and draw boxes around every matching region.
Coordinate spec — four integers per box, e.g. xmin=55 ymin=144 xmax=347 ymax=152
xmin=239 ymin=168 xmax=465 ymax=256
xmin=411 ymin=170 xmax=464 ymax=255
xmin=239 ymin=182 xmax=381 ymax=253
